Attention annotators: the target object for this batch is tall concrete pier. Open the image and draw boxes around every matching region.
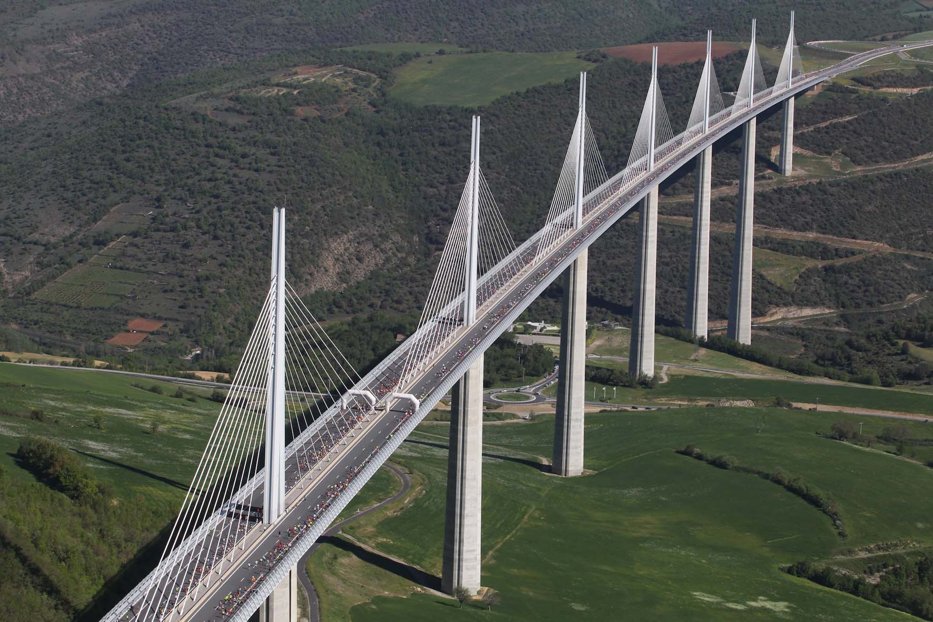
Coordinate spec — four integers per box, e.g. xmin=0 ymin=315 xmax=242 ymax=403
xmin=630 ymin=187 xmax=659 ymax=377
xmin=443 ymin=115 xmax=484 ymax=594
xmin=779 ymin=97 xmax=794 ymax=176
xmin=686 ymin=146 xmax=712 ymax=340
xmin=259 ymin=569 xmax=298 ymax=622
xmin=629 ymin=48 xmax=661 ymax=379
xmin=442 ymin=356 xmax=484 ymax=594
xmin=553 ymin=72 xmax=589 ymax=477
xmin=727 ymin=118 xmax=756 ymax=344
xmin=553 ymin=252 xmax=587 ymax=477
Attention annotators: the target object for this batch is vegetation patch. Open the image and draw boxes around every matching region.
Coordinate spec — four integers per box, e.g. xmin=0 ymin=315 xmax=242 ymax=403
xmin=389 ymin=52 xmax=593 ymax=107
xmin=786 ymin=550 xmax=933 ymax=620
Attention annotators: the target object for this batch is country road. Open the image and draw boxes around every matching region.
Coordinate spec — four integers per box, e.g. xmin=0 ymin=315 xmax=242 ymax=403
xmin=298 ymin=462 xmax=412 ymax=622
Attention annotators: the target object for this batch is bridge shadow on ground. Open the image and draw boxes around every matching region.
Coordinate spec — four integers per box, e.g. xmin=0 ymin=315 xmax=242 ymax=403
xmin=404 ymin=438 xmax=550 ymax=473
xmin=76 ymin=523 xmax=174 ymax=622
xmin=322 ymin=535 xmax=442 ymax=592
xmin=73 ymin=449 xmax=193 ymax=492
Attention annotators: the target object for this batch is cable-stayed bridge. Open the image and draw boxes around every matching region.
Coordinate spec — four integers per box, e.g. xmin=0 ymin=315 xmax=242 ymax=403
xmin=104 ymin=17 xmax=933 ymax=622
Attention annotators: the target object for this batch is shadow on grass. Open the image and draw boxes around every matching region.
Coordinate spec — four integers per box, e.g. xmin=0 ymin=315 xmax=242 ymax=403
xmin=322 ymin=535 xmax=442 ymax=592
xmin=75 ymin=522 xmax=174 ymax=622
xmin=73 ymin=449 xmax=192 ymax=492
xmin=404 ymin=438 xmax=549 ymax=473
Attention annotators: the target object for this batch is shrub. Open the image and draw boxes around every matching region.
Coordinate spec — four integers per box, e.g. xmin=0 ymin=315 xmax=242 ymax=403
xmin=711 ymin=455 xmax=737 ymax=470
xmin=830 ymin=421 xmax=858 ymax=441
xmin=15 ymin=437 xmax=104 ymax=503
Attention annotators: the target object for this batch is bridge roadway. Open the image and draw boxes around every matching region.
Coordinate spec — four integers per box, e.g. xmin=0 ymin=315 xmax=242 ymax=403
xmin=105 ymin=39 xmax=932 ymax=622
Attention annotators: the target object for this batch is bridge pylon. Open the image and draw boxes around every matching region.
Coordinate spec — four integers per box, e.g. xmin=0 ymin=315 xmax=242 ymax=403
xmin=727 ymin=117 xmax=756 ymax=345
xmin=629 ymin=48 xmax=663 ymax=379
xmin=264 ymin=206 xmax=286 ymax=524
xmin=777 ymin=12 xmax=799 ymax=176
xmin=261 ymin=207 xmax=298 ymax=622
xmin=726 ymin=20 xmax=762 ymax=345
xmin=443 ymin=116 xmax=484 ymax=594
xmin=686 ymin=33 xmax=715 ymax=341
xmin=553 ymin=72 xmax=589 ymax=477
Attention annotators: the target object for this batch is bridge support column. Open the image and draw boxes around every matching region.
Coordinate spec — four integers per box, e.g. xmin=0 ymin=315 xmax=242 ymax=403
xmin=727 ymin=118 xmax=756 ymax=345
xmin=443 ymin=355 xmax=483 ymax=594
xmin=553 ymin=251 xmax=588 ymax=477
xmin=686 ymin=146 xmax=712 ymax=340
xmin=259 ymin=566 xmax=298 ymax=622
xmin=630 ymin=186 xmax=659 ymax=378
xmin=779 ymin=97 xmax=794 ymax=176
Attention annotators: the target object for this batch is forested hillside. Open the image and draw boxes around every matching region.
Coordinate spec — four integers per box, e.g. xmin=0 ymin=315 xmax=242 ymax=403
xmin=1 ymin=32 xmax=932 ymax=384
xmin=0 ymin=0 xmax=925 ymax=122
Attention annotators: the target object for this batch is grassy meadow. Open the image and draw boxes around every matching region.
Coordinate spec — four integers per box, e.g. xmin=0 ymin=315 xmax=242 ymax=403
xmin=388 ymin=52 xmax=593 ymax=107
xmin=308 ymin=407 xmax=933 ymax=621
xmin=0 ymin=362 xmax=221 ymax=620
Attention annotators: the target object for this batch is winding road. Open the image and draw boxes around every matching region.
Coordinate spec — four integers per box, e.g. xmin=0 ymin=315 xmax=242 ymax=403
xmin=297 ymin=462 xmax=412 ymax=622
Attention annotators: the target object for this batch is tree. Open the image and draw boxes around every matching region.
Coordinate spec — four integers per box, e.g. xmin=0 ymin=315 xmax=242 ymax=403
xmin=830 ymin=421 xmax=857 ymax=441
xmin=481 ymin=589 xmax=501 ymax=611
xmin=454 ymin=587 xmax=470 ymax=608
xmin=92 ymin=414 xmax=104 ymax=430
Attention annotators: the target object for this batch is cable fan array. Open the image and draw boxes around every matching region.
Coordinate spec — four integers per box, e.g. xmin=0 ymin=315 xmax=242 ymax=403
xmin=399 ymin=155 xmax=520 ymax=387
xmin=775 ymin=13 xmax=804 ymax=90
xmin=534 ymin=109 xmax=611 ymax=259
xmin=734 ymin=21 xmax=768 ymax=111
xmin=135 ymin=279 xmax=367 ymax=621
xmin=402 ymin=22 xmax=808 ymax=389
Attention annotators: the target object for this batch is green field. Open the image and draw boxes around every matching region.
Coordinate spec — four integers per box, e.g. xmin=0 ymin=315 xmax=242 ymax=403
xmin=587 ymin=329 xmax=794 ymax=377
xmin=307 ymin=408 xmax=933 ymax=621
xmin=33 ymin=260 xmax=148 ymax=309
xmin=0 ymin=363 xmax=223 ymax=620
xmin=389 ymin=52 xmax=593 ymax=107
xmin=0 ymin=363 xmax=219 ymax=488
xmin=574 ymin=375 xmax=933 ymax=414
xmin=342 ymin=42 xmax=467 ymax=54
xmin=753 ymin=248 xmax=820 ymax=290
xmin=900 ymin=30 xmax=933 ymax=42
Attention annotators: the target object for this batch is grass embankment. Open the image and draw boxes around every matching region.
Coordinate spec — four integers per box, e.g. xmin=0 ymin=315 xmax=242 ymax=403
xmin=307 ymin=407 xmax=933 ymax=621
xmin=0 ymin=362 xmax=220 ymax=620
xmin=389 ymin=52 xmax=593 ymax=107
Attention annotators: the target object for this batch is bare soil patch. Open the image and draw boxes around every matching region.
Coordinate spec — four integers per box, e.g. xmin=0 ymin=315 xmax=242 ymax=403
xmin=127 ymin=318 xmax=163 ymax=332
xmin=603 ymin=41 xmax=739 ymax=65
xmin=107 ymin=332 xmax=147 ymax=347
xmin=190 ymin=370 xmax=230 ymax=382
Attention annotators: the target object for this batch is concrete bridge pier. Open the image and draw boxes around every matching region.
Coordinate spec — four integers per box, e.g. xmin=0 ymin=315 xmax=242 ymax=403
xmin=553 ymin=251 xmax=588 ymax=477
xmin=727 ymin=118 xmax=756 ymax=344
xmin=630 ymin=186 xmax=659 ymax=378
xmin=779 ymin=97 xmax=794 ymax=176
xmin=442 ymin=355 xmax=484 ymax=594
xmin=686 ymin=146 xmax=712 ymax=340
xmin=259 ymin=567 xmax=298 ymax=622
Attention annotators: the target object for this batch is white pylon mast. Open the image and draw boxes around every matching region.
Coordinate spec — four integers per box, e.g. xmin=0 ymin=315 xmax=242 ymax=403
xmin=464 ymin=116 xmax=480 ymax=326
xmin=648 ymin=48 xmax=658 ymax=171
xmin=748 ymin=19 xmax=757 ymax=108
xmin=263 ymin=207 xmax=286 ymax=523
xmin=788 ymin=11 xmax=795 ymax=88
xmin=704 ymin=31 xmax=712 ymax=133
xmin=574 ymin=72 xmax=586 ymax=229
